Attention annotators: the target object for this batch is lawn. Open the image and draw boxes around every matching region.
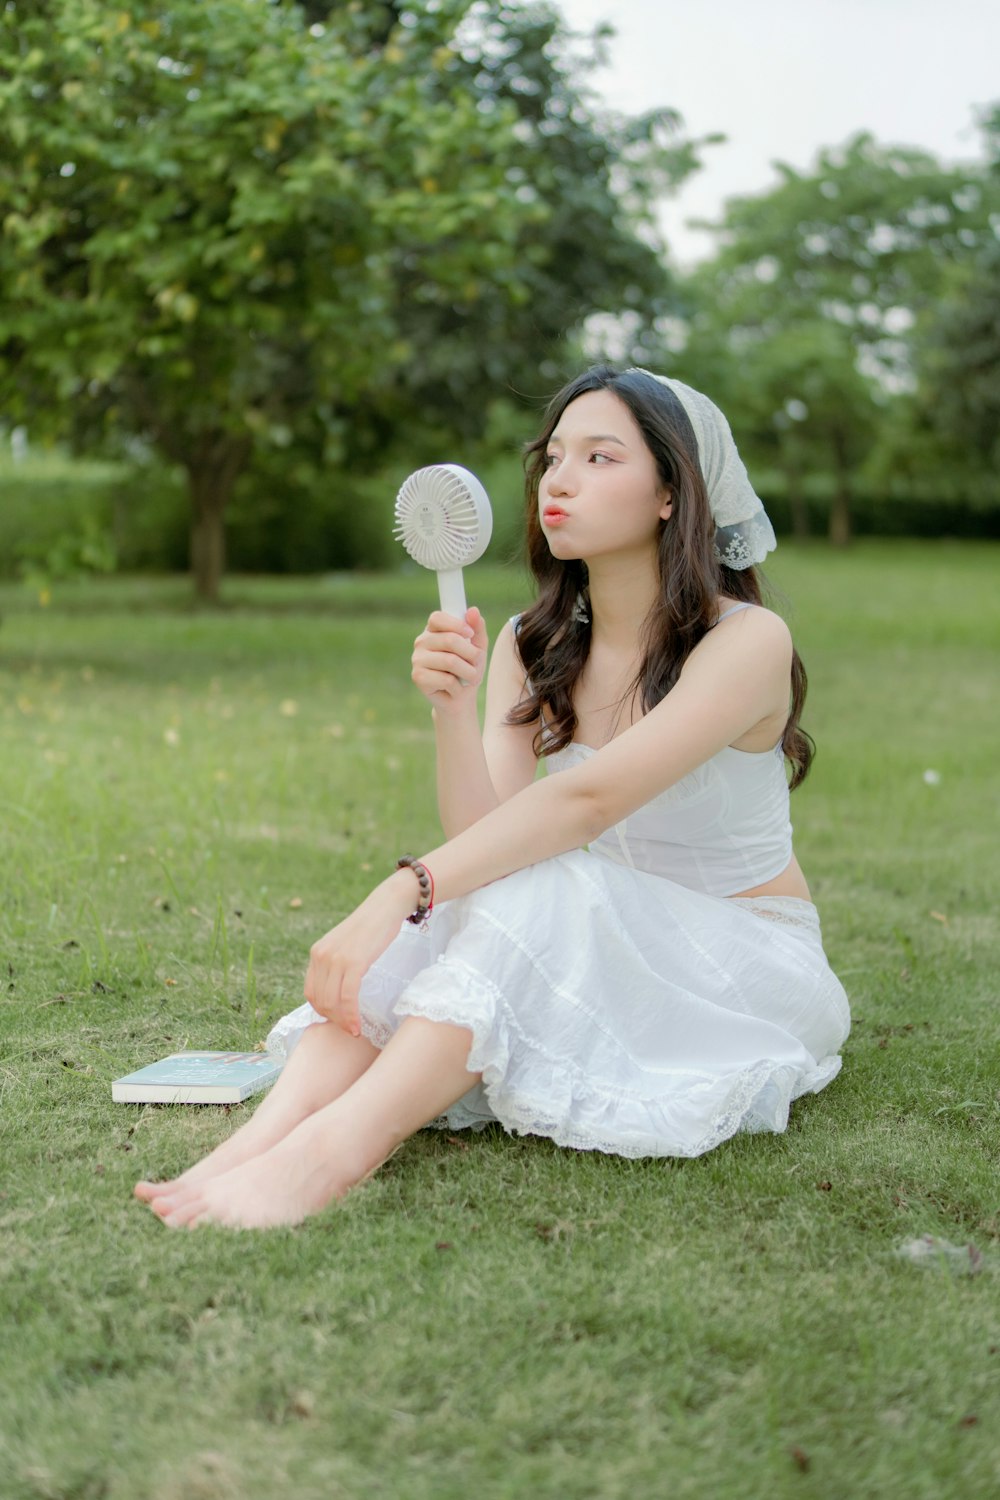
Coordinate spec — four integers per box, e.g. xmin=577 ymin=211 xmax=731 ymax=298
xmin=1 ymin=542 xmax=998 ymax=1500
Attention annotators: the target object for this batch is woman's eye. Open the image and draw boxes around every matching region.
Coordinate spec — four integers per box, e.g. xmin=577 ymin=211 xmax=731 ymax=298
xmin=589 ymin=451 xmax=612 ymax=464
xmin=543 ymin=453 xmax=559 ymax=467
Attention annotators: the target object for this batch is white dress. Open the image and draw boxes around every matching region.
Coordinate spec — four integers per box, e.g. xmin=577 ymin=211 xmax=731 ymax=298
xmin=267 ymin=675 xmax=851 ymax=1160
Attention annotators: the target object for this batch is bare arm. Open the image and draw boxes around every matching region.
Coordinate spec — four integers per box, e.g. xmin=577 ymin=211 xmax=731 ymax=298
xmin=412 ymin=610 xmax=537 ymax=839
xmin=309 ymin=607 xmax=794 ymax=1032
xmin=421 ymin=607 xmax=792 ymax=899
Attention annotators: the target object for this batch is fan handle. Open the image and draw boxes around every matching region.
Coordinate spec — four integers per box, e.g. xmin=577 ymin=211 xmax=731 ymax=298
xmin=436 ymin=568 xmax=467 ymax=619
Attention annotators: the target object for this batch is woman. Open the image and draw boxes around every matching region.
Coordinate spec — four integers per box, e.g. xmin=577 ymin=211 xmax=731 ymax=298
xmin=136 ymin=365 xmax=850 ymax=1229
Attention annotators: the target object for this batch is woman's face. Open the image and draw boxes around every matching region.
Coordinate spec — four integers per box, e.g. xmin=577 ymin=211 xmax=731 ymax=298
xmin=538 ymin=389 xmax=672 ymax=564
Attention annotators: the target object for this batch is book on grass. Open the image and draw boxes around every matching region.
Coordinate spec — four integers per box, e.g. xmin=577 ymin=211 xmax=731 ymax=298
xmin=112 ymin=1050 xmax=282 ymax=1104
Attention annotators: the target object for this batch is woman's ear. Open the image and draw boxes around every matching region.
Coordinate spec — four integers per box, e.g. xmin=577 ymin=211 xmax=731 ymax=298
xmin=658 ymin=490 xmax=673 ymax=522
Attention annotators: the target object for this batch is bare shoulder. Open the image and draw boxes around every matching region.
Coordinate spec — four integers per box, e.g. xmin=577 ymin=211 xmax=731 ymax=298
xmin=727 ymin=602 xmax=792 ymax=640
xmin=485 ymin=612 xmax=530 ymax=701
xmin=491 ymin=614 xmax=524 ymax=668
xmin=483 ymin=612 xmax=538 ymax=797
xmin=700 ymin=603 xmax=792 ymax=661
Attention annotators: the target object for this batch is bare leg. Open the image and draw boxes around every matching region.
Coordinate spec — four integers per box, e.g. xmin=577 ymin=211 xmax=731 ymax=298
xmin=134 ymin=1022 xmax=378 ymax=1202
xmin=148 ymin=1016 xmax=479 ymax=1229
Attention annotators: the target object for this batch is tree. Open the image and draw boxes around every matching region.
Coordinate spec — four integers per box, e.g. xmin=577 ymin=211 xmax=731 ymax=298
xmin=912 ymin=107 xmax=1000 ymax=478
xmin=0 ymin=0 xmax=691 ymax=598
xmin=693 ymin=134 xmax=997 ymax=379
xmin=675 ymin=301 xmax=881 ymax=545
xmin=921 ymin=244 xmax=1000 ymax=469
xmin=0 ymin=0 xmax=529 ymax=598
xmin=666 ymin=133 xmax=999 ymax=542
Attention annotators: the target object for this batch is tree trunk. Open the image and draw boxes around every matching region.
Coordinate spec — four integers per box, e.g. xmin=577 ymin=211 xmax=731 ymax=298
xmin=190 ymin=484 xmax=227 ymax=604
xmin=185 ymin=434 xmax=252 ymax=603
xmin=828 ymin=485 xmax=851 ymax=548
xmin=828 ymin=430 xmax=852 ymax=548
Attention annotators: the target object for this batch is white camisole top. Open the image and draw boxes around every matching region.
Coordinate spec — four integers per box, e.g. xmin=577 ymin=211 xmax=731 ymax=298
xmin=532 ymin=603 xmax=795 ymax=898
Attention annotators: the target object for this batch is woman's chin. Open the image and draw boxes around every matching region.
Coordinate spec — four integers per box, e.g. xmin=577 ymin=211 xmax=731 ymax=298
xmin=544 ymin=533 xmax=581 ymax=559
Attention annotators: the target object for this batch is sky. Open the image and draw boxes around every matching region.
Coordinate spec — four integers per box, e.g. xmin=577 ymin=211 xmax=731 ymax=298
xmin=550 ymin=0 xmax=1000 ymax=265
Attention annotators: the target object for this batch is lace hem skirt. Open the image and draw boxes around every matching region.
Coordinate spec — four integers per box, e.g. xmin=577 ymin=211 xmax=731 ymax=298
xmin=266 ymin=849 xmax=851 ymax=1160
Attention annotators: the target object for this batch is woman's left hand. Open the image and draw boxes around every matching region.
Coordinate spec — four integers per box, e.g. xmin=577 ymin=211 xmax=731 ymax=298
xmin=304 ymin=873 xmax=417 ymax=1036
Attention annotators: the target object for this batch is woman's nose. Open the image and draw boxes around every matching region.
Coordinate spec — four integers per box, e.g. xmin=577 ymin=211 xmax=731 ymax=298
xmin=546 ymin=460 xmax=575 ymax=496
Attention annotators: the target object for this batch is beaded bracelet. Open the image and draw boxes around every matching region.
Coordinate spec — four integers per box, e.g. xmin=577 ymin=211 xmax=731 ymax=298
xmin=396 ymin=855 xmax=434 ymax=926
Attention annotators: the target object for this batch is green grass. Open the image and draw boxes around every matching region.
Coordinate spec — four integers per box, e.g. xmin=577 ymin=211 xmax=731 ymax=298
xmin=1 ymin=543 xmax=998 ymax=1500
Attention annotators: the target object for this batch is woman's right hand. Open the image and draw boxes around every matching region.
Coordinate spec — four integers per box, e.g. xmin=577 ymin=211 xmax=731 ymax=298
xmin=305 ymin=872 xmax=418 ymax=1037
xmin=411 ymin=607 xmax=488 ymax=713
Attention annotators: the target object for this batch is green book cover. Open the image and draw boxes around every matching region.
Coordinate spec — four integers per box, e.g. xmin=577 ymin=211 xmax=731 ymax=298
xmin=112 ymin=1050 xmax=282 ymax=1104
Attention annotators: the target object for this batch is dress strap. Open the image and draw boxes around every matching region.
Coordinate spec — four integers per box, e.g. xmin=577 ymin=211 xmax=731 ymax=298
xmin=714 ymin=602 xmax=754 ymax=626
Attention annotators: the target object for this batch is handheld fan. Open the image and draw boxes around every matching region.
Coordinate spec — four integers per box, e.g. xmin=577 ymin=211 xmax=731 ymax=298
xmin=393 ymin=463 xmax=493 ymax=617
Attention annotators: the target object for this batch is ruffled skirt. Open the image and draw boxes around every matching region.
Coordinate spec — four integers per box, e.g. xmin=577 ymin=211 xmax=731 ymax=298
xmin=266 ymin=850 xmax=850 ymax=1159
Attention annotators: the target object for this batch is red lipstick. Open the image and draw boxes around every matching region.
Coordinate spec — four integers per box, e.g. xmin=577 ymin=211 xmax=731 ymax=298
xmin=542 ymin=506 xmax=569 ymax=526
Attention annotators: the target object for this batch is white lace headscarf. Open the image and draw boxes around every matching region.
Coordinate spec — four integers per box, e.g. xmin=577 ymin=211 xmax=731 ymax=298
xmin=630 ymin=368 xmax=776 ymax=570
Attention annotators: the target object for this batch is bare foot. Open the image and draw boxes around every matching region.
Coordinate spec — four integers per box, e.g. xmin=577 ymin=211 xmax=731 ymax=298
xmin=134 ymin=1024 xmax=379 ymax=1205
xmin=146 ymin=1111 xmax=372 ymax=1229
xmin=133 ymin=1112 xmax=293 ymax=1203
xmin=140 ymin=1014 xmax=477 ymax=1230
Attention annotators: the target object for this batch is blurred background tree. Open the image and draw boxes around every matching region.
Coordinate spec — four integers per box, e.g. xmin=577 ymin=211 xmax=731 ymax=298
xmin=0 ymin=0 xmax=696 ymax=599
xmin=908 ymin=106 xmax=1000 ymax=481
xmin=2 ymin=3 xmax=997 ymax=592
xmin=668 ymin=130 xmax=1000 ymax=542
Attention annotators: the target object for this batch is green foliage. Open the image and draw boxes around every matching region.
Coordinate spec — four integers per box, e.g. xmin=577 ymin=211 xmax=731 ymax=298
xmin=0 ymin=453 xmax=119 ymax=598
xmin=689 ymin=133 xmax=997 ymax=379
xmin=759 ymin=471 xmax=1000 ymax=541
xmin=0 ymin=0 xmax=689 ymax=597
xmin=912 ymin=111 xmax=1000 ymax=473
xmin=5 ymin=441 xmax=995 ymax=600
xmin=1 ymin=0 xmax=529 ymax=425
xmin=668 ymin=129 xmax=1000 ymax=540
xmin=1 ymin=552 xmax=999 ymax=1497
xmin=0 ymin=454 xmax=118 ymax=564
xmin=0 ymin=452 xmax=188 ymax=585
xmin=920 ymin=245 xmax=1000 ymax=468
xmin=16 ymin=511 xmax=116 ymax=602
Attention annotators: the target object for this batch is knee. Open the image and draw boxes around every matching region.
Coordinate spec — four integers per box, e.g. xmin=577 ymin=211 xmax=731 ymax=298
xmin=286 ymin=1019 xmax=328 ymax=1065
xmin=295 ymin=1020 xmax=328 ymax=1054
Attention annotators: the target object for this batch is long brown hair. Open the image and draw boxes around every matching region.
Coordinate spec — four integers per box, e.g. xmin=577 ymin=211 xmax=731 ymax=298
xmin=506 ymin=365 xmax=814 ymax=788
